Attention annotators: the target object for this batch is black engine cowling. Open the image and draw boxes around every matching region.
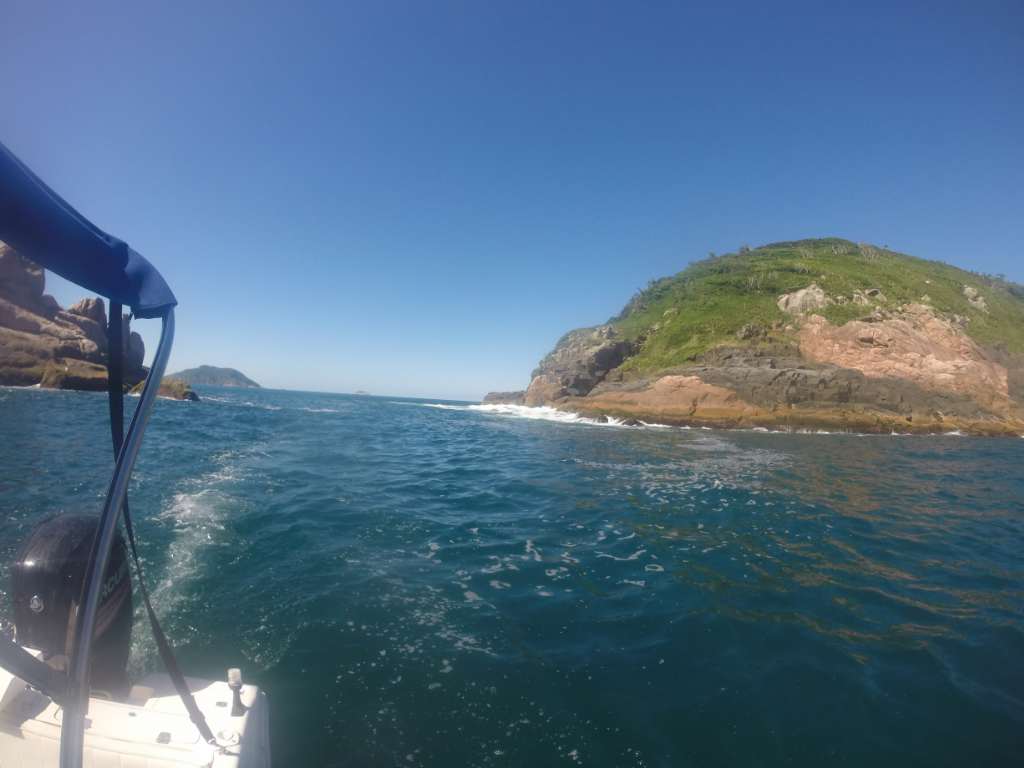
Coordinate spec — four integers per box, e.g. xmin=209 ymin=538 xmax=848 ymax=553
xmin=10 ymin=514 xmax=133 ymax=696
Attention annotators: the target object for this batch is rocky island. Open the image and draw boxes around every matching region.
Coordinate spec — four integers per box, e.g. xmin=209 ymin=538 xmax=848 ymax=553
xmin=0 ymin=244 xmax=196 ymax=400
xmin=485 ymin=239 xmax=1024 ymax=436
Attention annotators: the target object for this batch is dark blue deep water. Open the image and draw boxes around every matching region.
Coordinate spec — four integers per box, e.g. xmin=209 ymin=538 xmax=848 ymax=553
xmin=1 ymin=385 xmax=1022 ymax=766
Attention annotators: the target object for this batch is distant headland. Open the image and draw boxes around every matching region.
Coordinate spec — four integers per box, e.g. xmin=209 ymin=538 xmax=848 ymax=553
xmin=485 ymin=239 xmax=1024 ymax=436
xmin=169 ymin=365 xmax=260 ymax=389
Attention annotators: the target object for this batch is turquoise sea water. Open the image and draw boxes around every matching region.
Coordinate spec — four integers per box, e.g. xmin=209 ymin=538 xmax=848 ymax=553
xmin=1 ymin=385 xmax=1022 ymax=766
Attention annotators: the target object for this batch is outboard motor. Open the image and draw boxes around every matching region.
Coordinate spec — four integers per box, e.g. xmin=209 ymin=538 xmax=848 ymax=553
xmin=10 ymin=514 xmax=133 ymax=697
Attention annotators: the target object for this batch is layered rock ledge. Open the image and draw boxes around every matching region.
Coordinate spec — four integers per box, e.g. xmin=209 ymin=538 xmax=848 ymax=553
xmin=0 ymin=243 xmax=196 ymax=400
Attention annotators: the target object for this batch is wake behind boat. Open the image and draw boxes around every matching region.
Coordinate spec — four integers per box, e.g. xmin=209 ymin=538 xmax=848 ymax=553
xmin=0 ymin=142 xmax=270 ymax=766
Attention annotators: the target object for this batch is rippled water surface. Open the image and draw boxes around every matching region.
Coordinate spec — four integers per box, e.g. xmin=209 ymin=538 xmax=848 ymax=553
xmin=1 ymin=386 xmax=1022 ymax=766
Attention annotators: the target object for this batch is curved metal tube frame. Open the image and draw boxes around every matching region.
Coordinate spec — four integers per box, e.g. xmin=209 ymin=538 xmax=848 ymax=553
xmin=58 ymin=309 xmax=175 ymax=768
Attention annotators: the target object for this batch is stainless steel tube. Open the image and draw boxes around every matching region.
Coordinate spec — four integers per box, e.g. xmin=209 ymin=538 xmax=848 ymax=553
xmin=59 ymin=309 xmax=175 ymax=768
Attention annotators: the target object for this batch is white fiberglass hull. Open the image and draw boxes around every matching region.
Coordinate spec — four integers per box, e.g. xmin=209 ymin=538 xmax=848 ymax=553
xmin=0 ymin=657 xmax=270 ymax=767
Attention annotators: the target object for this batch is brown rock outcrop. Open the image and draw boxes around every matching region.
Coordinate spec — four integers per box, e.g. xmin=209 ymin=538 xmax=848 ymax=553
xmin=798 ymin=304 xmax=1010 ymax=411
xmin=523 ymin=325 xmax=634 ymax=406
xmin=569 ymin=346 xmax=1022 ymax=433
xmin=491 ymin=305 xmax=1024 ymax=435
xmin=39 ymin=359 xmax=112 ymax=391
xmin=129 ymin=377 xmax=200 ymax=402
xmin=0 ymin=244 xmax=148 ymax=390
xmin=573 ymin=374 xmax=768 ymax=424
xmin=0 ymin=244 xmax=48 ymax=314
xmin=60 ymin=297 xmax=109 ymax=353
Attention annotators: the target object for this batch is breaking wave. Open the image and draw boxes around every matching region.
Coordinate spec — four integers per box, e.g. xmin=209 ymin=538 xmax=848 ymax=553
xmin=419 ymin=402 xmax=671 ymax=428
xmin=421 ymin=403 xmax=988 ymax=438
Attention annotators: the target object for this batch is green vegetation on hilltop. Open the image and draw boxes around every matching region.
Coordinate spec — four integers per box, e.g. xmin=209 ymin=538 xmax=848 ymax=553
xmin=610 ymin=238 xmax=1024 ymax=375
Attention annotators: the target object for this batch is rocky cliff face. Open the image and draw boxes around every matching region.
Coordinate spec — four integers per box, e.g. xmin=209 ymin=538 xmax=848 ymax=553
xmin=522 ymin=325 xmax=634 ymax=406
xmin=485 ymin=239 xmax=1024 ymax=435
xmin=0 ymin=243 xmax=148 ymax=391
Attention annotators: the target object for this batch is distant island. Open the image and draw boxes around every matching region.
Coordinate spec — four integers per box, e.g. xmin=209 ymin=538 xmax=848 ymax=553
xmin=168 ymin=365 xmax=260 ymax=388
xmin=485 ymin=238 xmax=1024 ymax=436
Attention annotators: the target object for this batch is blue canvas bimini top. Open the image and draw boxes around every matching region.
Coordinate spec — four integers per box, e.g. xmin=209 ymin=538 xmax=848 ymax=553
xmin=0 ymin=141 xmax=176 ymax=319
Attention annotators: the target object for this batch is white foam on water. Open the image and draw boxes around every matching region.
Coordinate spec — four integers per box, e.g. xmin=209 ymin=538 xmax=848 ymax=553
xmin=200 ymin=394 xmax=281 ymax=411
xmin=417 ymin=401 xmax=672 ymax=428
xmin=128 ymin=450 xmax=247 ymax=674
xmin=524 ymin=539 xmax=542 ymax=562
xmin=423 ymin=402 xmax=984 ymax=438
xmin=241 ymin=401 xmax=282 ymax=411
xmin=382 ymin=578 xmax=498 ymax=659
xmin=596 ymin=548 xmax=647 ymax=562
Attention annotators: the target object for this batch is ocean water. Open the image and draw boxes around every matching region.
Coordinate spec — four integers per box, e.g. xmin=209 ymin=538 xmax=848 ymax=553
xmin=1 ymin=385 xmax=1022 ymax=767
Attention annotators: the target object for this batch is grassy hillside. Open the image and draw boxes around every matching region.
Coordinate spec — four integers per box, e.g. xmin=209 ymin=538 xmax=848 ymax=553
xmin=609 ymin=238 xmax=1024 ymax=375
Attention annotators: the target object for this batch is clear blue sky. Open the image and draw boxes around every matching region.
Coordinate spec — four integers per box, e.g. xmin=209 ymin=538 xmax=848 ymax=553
xmin=2 ymin=1 xmax=1022 ymax=400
